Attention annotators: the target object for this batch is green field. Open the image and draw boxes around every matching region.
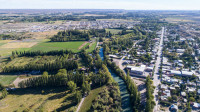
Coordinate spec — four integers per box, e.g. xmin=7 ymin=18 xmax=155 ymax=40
xmin=86 ymin=42 xmax=97 ymax=52
xmin=165 ymin=17 xmax=194 ymax=23
xmin=0 ymin=87 xmax=78 ymax=112
xmin=3 ymin=56 xmax=58 ymax=69
xmin=79 ymin=86 xmax=105 ymax=112
xmin=106 ymin=29 xmax=122 ymax=34
xmin=30 ymin=41 xmax=85 ymax=52
xmin=0 ymin=43 xmax=5 ymax=46
xmin=81 ymin=43 xmax=90 ymax=50
xmin=0 ymin=48 xmax=31 ymax=57
xmin=0 ymin=75 xmax=17 ymax=86
xmin=0 ymin=40 xmax=96 ymax=57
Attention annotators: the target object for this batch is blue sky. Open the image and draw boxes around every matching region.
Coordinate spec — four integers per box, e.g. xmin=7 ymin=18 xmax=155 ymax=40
xmin=0 ymin=0 xmax=199 ymax=10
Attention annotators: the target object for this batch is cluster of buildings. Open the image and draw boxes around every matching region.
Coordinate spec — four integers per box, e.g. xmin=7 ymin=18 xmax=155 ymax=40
xmin=0 ymin=20 xmax=138 ymax=34
xmin=122 ymin=31 xmax=163 ymax=78
xmin=158 ymin=25 xmax=200 ymax=111
xmin=126 ymin=65 xmax=154 ymax=77
xmin=66 ymin=20 xmax=137 ymax=30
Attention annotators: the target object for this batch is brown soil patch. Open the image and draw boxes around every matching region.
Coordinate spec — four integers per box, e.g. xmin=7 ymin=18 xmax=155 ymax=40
xmin=89 ymin=42 xmax=94 ymax=47
xmin=78 ymin=41 xmax=88 ymax=50
xmin=12 ymin=77 xmax=28 ymax=88
xmin=25 ymin=30 xmax=59 ymax=39
xmin=0 ymin=42 xmax=37 ymax=48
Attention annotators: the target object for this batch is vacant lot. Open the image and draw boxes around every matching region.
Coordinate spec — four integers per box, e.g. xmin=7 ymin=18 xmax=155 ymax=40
xmin=0 ymin=40 xmax=35 ymax=56
xmin=0 ymin=75 xmax=17 ymax=86
xmin=0 ymin=42 xmax=38 ymax=48
xmin=80 ymin=14 xmax=106 ymax=17
xmin=164 ymin=17 xmax=194 ymax=23
xmin=30 ymin=41 xmax=85 ymax=52
xmin=0 ymin=48 xmax=31 ymax=57
xmin=26 ymin=30 xmax=58 ymax=39
xmin=0 ymin=87 xmax=78 ymax=112
xmin=0 ymin=40 xmax=13 ymax=43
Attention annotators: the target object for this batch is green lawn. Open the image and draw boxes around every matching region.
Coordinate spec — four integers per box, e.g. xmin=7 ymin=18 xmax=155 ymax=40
xmin=30 ymin=41 xmax=85 ymax=52
xmin=79 ymin=86 xmax=105 ymax=112
xmin=0 ymin=75 xmax=17 ymax=86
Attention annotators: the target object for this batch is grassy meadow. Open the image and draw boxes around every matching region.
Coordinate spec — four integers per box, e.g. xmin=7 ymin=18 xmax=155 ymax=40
xmin=79 ymin=86 xmax=105 ymax=112
xmin=106 ymin=29 xmax=122 ymax=34
xmin=30 ymin=41 xmax=85 ymax=52
xmin=0 ymin=40 xmax=97 ymax=56
xmin=86 ymin=42 xmax=97 ymax=53
xmin=0 ymin=43 xmax=5 ymax=47
xmin=0 ymin=75 xmax=17 ymax=86
xmin=0 ymin=87 xmax=78 ymax=112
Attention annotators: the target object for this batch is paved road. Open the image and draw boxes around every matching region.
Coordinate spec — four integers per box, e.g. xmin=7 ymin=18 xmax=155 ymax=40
xmin=153 ymin=27 xmax=164 ymax=112
xmin=76 ymin=97 xmax=85 ymax=112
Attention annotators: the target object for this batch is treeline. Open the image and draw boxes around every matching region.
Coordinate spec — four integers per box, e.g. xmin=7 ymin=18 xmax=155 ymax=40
xmin=126 ymin=72 xmax=141 ymax=111
xmin=50 ymin=29 xmax=112 ymax=42
xmin=91 ymin=64 xmax=112 ymax=88
xmin=0 ymin=34 xmax=30 ymax=40
xmin=50 ymin=30 xmax=90 ymax=42
xmin=80 ymin=51 xmax=93 ymax=68
xmin=11 ymin=49 xmax=73 ymax=58
xmin=18 ymin=69 xmax=87 ymax=107
xmin=139 ymin=32 xmax=157 ymax=51
xmin=145 ymin=76 xmax=155 ymax=112
xmin=103 ymin=45 xmax=141 ymax=111
xmin=104 ymin=37 xmax=134 ymax=53
xmin=20 ymin=57 xmax=113 ymax=88
xmin=89 ymin=82 xmax=122 ymax=112
xmin=80 ymin=50 xmax=103 ymax=70
xmin=19 ymin=69 xmax=85 ymax=88
xmin=0 ymin=83 xmax=8 ymax=99
xmin=88 ymin=29 xmax=112 ymax=37
xmin=1 ymin=11 xmax=167 ymax=23
xmin=16 ymin=48 xmax=122 ymax=111
xmin=3 ymin=56 xmax=78 ymax=73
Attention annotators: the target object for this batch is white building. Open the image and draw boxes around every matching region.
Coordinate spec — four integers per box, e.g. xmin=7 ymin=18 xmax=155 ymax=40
xmin=126 ymin=65 xmax=146 ymax=77
xmin=176 ymin=49 xmax=185 ymax=53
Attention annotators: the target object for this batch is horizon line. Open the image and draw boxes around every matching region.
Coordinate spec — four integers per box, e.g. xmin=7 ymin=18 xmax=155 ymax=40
xmin=0 ymin=9 xmax=200 ymax=11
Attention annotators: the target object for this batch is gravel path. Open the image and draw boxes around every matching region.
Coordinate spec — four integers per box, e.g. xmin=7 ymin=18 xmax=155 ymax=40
xmin=12 ymin=77 xmax=28 ymax=88
xmin=78 ymin=42 xmax=88 ymax=50
xmin=76 ymin=97 xmax=85 ymax=112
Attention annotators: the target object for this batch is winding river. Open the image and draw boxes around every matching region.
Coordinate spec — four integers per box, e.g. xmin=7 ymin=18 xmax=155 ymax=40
xmin=99 ymin=48 xmax=132 ymax=112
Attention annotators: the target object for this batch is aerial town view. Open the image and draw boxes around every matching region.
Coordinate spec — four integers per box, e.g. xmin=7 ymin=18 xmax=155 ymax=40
xmin=0 ymin=0 xmax=200 ymax=112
